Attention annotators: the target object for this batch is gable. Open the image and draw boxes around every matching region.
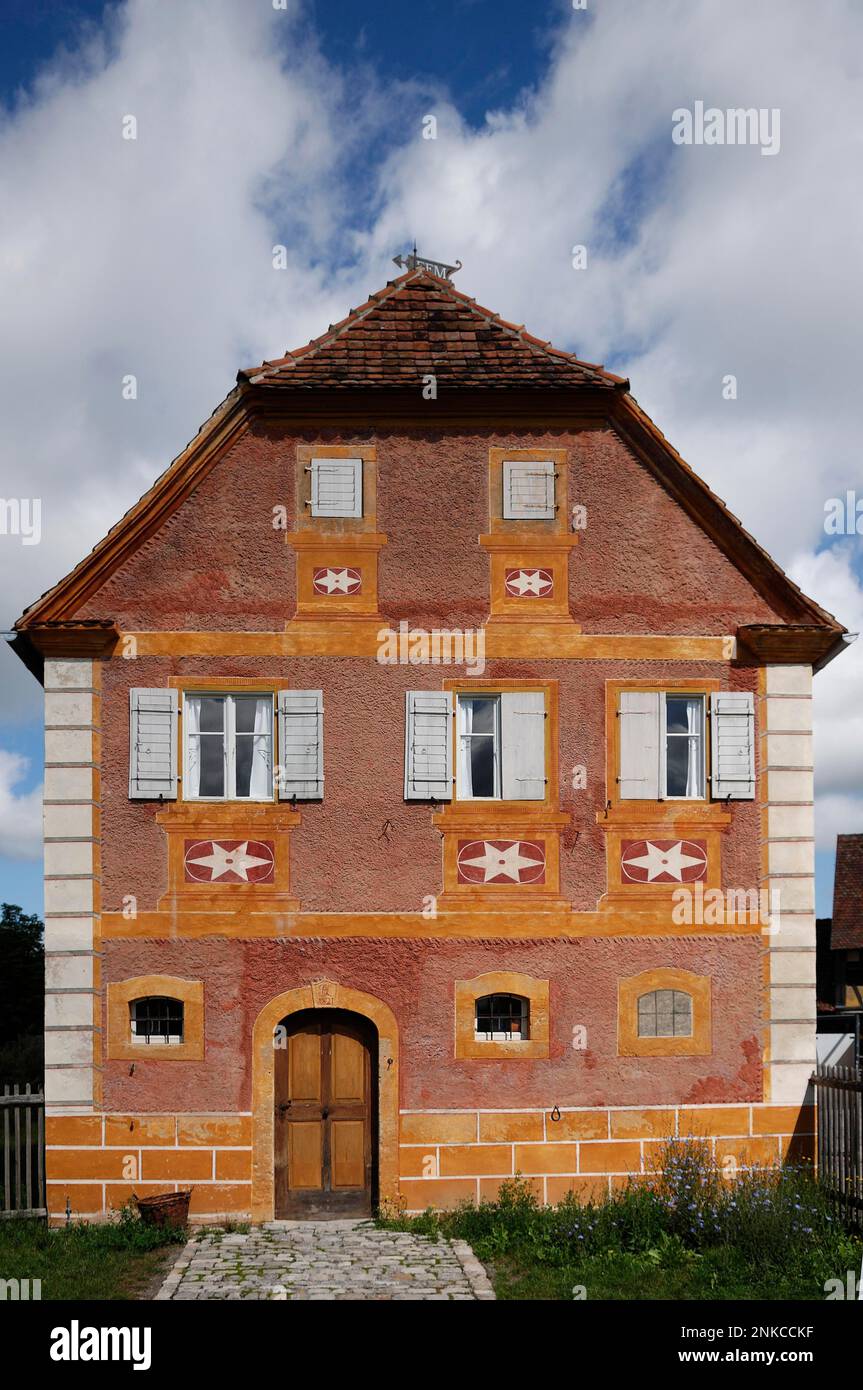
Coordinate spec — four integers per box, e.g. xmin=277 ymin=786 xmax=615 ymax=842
xmin=12 ymin=268 xmax=844 ymax=660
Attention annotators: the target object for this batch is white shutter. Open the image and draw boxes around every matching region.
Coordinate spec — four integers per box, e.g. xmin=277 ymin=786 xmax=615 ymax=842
xmin=501 ymin=691 xmax=546 ymax=800
xmin=404 ymin=691 xmax=453 ymax=800
xmin=502 ymin=460 xmax=555 ymax=520
xmin=278 ymin=690 xmax=323 ymax=799
xmin=710 ymin=691 xmax=755 ymax=800
xmin=309 ymin=457 xmax=362 ymax=517
xmin=619 ymin=690 xmax=661 ymax=799
xmin=129 ymin=688 xmax=178 ymax=800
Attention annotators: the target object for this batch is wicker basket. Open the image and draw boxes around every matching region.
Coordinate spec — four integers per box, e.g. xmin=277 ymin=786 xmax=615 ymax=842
xmin=134 ymin=1189 xmax=193 ymax=1229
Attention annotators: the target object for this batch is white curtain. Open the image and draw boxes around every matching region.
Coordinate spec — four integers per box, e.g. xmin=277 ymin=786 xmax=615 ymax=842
xmin=184 ymin=696 xmax=201 ymax=798
xmin=685 ymin=697 xmax=701 ymax=798
xmin=249 ymin=697 xmax=272 ymax=799
xmin=457 ymin=698 xmax=474 ymax=797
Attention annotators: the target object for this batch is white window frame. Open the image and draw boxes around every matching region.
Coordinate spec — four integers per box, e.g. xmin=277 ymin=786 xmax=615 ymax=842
xmin=660 ymin=692 xmax=706 ymax=801
xmin=183 ymin=692 xmax=274 ymax=803
xmin=456 ymin=694 xmax=502 ymax=800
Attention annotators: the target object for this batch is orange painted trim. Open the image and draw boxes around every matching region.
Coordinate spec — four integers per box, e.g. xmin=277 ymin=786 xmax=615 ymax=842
xmin=294 ymin=443 xmax=378 ymax=535
xmin=454 ymin=970 xmax=550 ymax=1059
xmin=289 ymin=533 xmax=387 ymax=619
xmin=486 ymin=447 xmax=570 ymax=537
xmin=113 ymin=630 xmax=733 ymax=660
xmin=618 ymin=968 xmax=712 ymax=1057
xmin=250 ymin=983 xmax=399 ymax=1220
xmin=154 ymin=803 xmax=300 ymax=911
xmin=106 ymin=975 xmax=204 ymax=1061
xmin=99 ymin=906 xmax=764 ymax=940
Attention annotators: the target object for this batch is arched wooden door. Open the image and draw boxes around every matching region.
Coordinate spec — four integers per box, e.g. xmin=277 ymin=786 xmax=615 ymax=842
xmin=274 ymin=1009 xmax=378 ymax=1218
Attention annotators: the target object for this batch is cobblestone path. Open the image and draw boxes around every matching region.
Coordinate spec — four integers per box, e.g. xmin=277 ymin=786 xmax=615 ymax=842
xmin=156 ymin=1220 xmax=495 ymax=1300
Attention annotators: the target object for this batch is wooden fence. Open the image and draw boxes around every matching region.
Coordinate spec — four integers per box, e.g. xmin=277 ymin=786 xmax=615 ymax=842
xmin=813 ymin=1063 xmax=863 ymax=1229
xmin=0 ymin=1084 xmax=46 ymax=1219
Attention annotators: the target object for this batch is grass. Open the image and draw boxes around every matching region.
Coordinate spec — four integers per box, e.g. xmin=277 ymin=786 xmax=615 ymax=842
xmin=379 ymin=1139 xmax=863 ymax=1301
xmin=0 ymin=1207 xmax=187 ymax=1301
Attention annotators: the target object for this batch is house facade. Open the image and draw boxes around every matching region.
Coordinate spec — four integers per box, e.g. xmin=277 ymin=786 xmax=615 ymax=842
xmin=12 ymin=266 xmax=847 ymax=1222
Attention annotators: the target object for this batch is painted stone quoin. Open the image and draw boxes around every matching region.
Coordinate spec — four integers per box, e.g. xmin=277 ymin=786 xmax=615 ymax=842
xmin=12 ymin=266 xmax=846 ymax=1222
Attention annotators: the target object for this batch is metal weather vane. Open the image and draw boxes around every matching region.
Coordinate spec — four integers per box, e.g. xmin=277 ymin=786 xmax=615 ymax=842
xmin=393 ymin=242 xmax=462 ymax=280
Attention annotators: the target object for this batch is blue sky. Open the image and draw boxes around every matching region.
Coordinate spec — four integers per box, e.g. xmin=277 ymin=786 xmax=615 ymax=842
xmin=0 ymin=0 xmax=860 ymax=922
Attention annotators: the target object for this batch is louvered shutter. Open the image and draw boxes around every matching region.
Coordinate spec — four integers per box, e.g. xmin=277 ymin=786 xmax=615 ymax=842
xmin=309 ymin=457 xmax=362 ymax=518
xmin=710 ymin=691 xmax=755 ymax=800
xmin=129 ymin=688 xmax=178 ymax=800
xmin=404 ymin=691 xmax=453 ymax=800
xmin=619 ymin=691 xmax=661 ymax=799
xmin=502 ymin=460 xmax=555 ymax=520
xmin=501 ymin=691 xmax=546 ymax=800
xmin=278 ymin=690 xmax=323 ymax=799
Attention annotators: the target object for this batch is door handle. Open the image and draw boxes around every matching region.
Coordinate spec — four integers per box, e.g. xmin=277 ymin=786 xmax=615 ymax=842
xmin=278 ymin=1102 xmax=291 ymax=1114
xmin=321 ymin=1108 xmax=329 ymax=1119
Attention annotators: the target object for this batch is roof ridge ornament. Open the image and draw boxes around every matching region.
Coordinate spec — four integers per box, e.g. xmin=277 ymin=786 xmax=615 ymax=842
xmin=393 ymin=242 xmax=462 ymax=280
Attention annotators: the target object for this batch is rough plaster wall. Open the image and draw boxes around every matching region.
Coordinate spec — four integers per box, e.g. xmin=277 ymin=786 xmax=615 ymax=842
xmin=97 ymin=653 xmax=761 ymax=915
xmin=102 ymin=935 xmax=762 ymax=1114
xmin=79 ymin=423 xmax=782 ymax=634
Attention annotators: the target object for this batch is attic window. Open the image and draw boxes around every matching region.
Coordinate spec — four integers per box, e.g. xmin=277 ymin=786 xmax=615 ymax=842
xmin=308 ymin=457 xmax=363 ymax=517
xmin=502 ymin=460 xmax=555 ymax=520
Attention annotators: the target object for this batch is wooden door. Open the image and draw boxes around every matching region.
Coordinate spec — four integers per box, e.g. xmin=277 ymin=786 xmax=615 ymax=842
xmin=274 ymin=1010 xmax=376 ymax=1218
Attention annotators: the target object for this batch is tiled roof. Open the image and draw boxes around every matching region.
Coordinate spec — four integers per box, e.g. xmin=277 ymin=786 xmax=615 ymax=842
xmin=832 ymin=833 xmax=863 ymax=950
xmin=239 ymin=269 xmax=627 ymax=392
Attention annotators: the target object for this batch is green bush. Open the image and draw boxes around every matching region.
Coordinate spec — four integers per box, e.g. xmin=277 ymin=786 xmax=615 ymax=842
xmin=378 ymin=1139 xmax=862 ymax=1298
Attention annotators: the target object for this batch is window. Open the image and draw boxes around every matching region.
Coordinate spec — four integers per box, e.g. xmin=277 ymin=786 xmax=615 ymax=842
xmin=455 ymin=971 xmax=550 ymax=1058
xmin=308 ymin=456 xmax=362 ymax=517
xmin=475 ymin=993 xmax=529 ymax=1042
xmin=502 ymin=459 xmax=555 ymax=520
xmin=107 ymin=975 xmax=204 ymax=1061
xmin=457 ymin=695 xmax=501 ymax=799
xmin=618 ymin=969 xmax=711 ymax=1057
xmin=130 ymin=997 xmax=184 ymax=1046
xmin=455 ymin=690 xmax=545 ymax=801
xmin=184 ymin=693 xmax=273 ymax=801
xmin=663 ymin=695 xmax=705 ymax=799
xmin=637 ymin=989 xmax=692 ymax=1038
xmin=616 ymin=685 xmax=755 ymax=804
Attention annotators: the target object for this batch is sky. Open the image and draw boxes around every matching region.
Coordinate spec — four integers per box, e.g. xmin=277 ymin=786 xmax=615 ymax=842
xmin=0 ymin=0 xmax=861 ymax=919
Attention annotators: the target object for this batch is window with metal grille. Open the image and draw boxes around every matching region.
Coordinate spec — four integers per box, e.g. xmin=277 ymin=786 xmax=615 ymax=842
xmin=130 ymin=997 xmax=184 ymax=1045
xmin=474 ymin=993 xmax=529 ymax=1042
xmin=637 ymin=989 xmax=692 ymax=1038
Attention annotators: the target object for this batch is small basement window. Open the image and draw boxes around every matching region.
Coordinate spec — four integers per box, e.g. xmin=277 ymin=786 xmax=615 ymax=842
xmin=130 ymin=997 xmax=185 ymax=1046
xmin=637 ymin=989 xmax=692 ymax=1039
xmin=474 ymin=993 xmax=529 ymax=1042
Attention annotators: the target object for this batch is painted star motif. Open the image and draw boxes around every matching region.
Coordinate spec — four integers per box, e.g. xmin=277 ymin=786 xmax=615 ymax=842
xmin=622 ymin=840 xmax=705 ymax=883
xmin=506 ymin=569 xmax=552 ymax=597
xmin=459 ymin=840 xmax=545 ymax=883
xmin=314 ymin=567 xmax=360 ymax=594
xmin=186 ymin=841 xmax=272 ymax=882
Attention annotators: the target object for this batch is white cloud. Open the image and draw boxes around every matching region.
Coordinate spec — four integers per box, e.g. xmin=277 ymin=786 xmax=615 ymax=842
xmin=0 ymin=0 xmax=860 ymax=845
xmin=788 ymin=545 xmax=863 ymax=824
xmin=0 ymin=751 xmax=42 ymax=860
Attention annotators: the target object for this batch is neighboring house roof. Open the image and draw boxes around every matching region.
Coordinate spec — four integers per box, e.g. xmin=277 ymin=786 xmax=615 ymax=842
xmin=832 ymin=834 xmax=863 ymax=950
xmin=239 ymin=269 xmax=627 ymax=392
xmin=11 ymin=267 xmax=847 ymax=667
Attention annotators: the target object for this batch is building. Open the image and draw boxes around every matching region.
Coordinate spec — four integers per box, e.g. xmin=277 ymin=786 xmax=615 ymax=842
xmin=10 ymin=262 xmax=848 ymax=1221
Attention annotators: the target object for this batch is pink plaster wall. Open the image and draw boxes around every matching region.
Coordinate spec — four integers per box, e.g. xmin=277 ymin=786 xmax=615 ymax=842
xmin=102 ymin=935 xmax=762 ymax=1114
xmin=96 ymin=652 xmax=761 ymax=915
xmin=79 ymin=423 xmax=781 ymax=634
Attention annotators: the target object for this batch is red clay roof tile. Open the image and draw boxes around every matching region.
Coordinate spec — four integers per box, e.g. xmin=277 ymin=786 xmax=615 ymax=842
xmin=239 ymin=269 xmax=627 ymax=393
xmin=832 ymin=834 xmax=863 ymax=950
